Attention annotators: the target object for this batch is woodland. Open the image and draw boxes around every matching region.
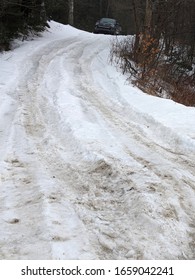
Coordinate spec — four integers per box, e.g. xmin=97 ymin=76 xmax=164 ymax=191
xmin=1 ymin=0 xmax=195 ymax=105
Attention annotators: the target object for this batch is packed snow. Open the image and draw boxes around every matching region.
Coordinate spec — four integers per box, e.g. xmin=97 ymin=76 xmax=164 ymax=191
xmin=0 ymin=21 xmax=195 ymax=260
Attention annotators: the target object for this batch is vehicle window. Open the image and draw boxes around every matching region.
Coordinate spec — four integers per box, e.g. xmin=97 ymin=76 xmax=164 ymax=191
xmin=100 ymin=18 xmax=116 ymax=24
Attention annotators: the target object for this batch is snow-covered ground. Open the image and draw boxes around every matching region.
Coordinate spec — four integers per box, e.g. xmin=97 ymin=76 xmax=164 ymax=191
xmin=0 ymin=21 xmax=195 ymax=260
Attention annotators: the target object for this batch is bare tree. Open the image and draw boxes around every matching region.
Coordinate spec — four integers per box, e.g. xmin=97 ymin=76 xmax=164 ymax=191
xmin=144 ymin=0 xmax=153 ymax=33
xmin=111 ymin=0 xmax=195 ymax=106
xmin=68 ymin=0 xmax=74 ymax=25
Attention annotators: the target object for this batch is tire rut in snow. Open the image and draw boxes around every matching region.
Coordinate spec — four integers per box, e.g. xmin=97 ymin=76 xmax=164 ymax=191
xmin=0 ymin=155 xmax=52 ymax=259
xmin=57 ymin=36 xmax=195 ymax=259
xmin=10 ymin=35 xmax=195 ymax=259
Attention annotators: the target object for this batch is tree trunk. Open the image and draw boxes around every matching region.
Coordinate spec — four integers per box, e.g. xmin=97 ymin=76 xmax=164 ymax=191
xmin=99 ymin=0 xmax=103 ymax=17
xmin=106 ymin=0 xmax=110 ymax=17
xmin=144 ymin=0 xmax=153 ymax=33
xmin=68 ymin=0 xmax=74 ymax=26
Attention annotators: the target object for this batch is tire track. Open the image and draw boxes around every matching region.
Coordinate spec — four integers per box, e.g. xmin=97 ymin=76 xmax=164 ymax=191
xmin=1 ymin=34 xmax=194 ymax=260
xmin=56 ymin=35 xmax=195 ymax=259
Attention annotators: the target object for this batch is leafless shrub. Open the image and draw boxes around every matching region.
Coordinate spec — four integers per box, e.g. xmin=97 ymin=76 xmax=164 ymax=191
xmin=171 ymin=75 xmax=195 ymax=106
xmin=110 ymin=35 xmax=195 ymax=107
xmin=110 ymin=36 xmax=138 ymax=76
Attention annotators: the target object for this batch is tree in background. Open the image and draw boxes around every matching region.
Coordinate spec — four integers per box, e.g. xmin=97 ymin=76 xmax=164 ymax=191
xmin=111 ymin=0 xmax=195 ymax=106
xmin=68 ymin=0 xmax=74 ymax=25
xmin=106 ymin=0 xmax=135 ymax=34
xmin=0 ymin=0 xmax=150 ymax=50
xmin=44 ymin=0 xmax=137 ymax=35
xmin=0 ymin=0 xmax=47 ymax=50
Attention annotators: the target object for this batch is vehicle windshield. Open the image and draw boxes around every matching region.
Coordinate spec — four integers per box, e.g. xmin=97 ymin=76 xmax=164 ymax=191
xmin=99 ymin=18 xmax=116 ymax=24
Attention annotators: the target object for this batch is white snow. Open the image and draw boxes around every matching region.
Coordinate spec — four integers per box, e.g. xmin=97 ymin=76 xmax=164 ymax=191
xmin=0 ymin=21 xmax=195 ymax=260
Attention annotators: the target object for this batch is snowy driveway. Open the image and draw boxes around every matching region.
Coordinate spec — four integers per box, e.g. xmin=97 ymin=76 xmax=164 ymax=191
xmin=0 ymin=22 xmax=195 ymax=260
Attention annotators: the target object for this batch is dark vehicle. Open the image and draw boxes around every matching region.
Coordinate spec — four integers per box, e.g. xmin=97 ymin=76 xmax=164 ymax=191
xmin=94 ymin=18 xmax=122 ymax=35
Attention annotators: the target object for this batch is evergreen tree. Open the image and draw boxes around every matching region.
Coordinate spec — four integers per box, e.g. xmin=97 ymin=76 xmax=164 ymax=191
xmin=0 ymin=0 xmax=47 ymax=50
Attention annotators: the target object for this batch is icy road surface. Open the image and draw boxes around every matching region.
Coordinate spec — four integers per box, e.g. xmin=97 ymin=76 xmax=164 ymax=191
xmin=0 ymin=22 xmax=195 ymax=259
